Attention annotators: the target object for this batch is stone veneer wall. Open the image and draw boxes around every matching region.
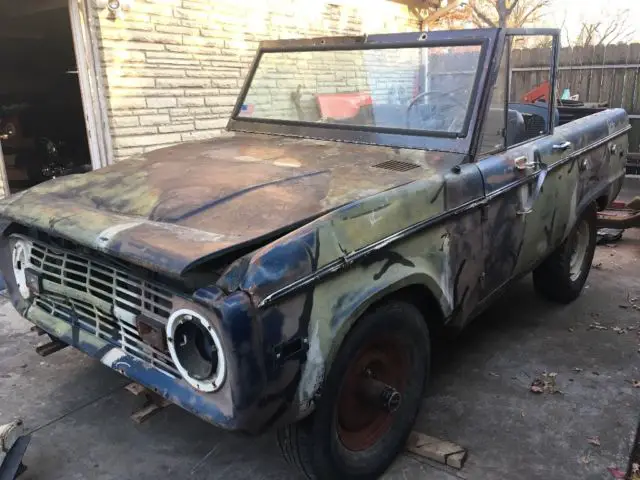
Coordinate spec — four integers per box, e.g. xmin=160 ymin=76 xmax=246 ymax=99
xmin=91 ymin=0 xmax=419 ymax=162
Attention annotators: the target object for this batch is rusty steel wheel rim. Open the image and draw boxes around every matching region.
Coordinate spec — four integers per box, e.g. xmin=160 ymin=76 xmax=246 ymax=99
xmin=336 ymin=334 xmax=410 ymax=452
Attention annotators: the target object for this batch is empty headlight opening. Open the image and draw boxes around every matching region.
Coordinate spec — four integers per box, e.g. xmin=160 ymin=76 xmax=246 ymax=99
xmin=11 ymin=236 xmax=32 ymax=300
xmin=166 ymin=309 xmax=226 ymax=392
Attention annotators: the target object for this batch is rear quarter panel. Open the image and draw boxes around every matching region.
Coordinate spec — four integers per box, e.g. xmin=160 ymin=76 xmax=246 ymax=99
xmin=516 ymin=108 xmax=628 ymax=273
xmin=540 ymin=108 xmax=628 ymax=263
xmin=554 ymin=108 xmax=628 ymax=223
xmin=478 ymin=108 xmax=628 ymax=289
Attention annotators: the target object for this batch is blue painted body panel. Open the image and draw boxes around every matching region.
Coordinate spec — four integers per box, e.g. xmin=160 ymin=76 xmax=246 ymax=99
xmin=27 ymin=303 xmax=239 ymax=429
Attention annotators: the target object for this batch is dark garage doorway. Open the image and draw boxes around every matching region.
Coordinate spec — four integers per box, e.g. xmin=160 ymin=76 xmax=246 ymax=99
xmin=0 ymin=1 xmax=93 ymax=194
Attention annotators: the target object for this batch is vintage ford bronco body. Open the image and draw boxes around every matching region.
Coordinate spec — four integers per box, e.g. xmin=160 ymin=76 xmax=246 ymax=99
xmin=0 ymin=28 xmax=629 ymax=478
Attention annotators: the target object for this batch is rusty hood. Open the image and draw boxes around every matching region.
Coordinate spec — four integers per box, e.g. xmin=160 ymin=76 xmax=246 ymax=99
xmin=0 ymin=133 xmax=454 ymax=277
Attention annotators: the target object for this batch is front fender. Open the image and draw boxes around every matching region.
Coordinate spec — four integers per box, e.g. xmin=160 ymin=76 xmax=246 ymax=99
xmin=324 ymin=272 xmax=446 ymax=366
xmin=291 ymin=236 xmax=454 ymax=420
xmin=226 ymin=164 xmax=484 ymax=428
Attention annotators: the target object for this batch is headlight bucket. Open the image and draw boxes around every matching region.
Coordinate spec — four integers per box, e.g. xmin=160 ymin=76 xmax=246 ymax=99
xmin=166 ymin=308 xmax=226 ymax=392
xmin=11 ymin=237 xmax=32 ymax=300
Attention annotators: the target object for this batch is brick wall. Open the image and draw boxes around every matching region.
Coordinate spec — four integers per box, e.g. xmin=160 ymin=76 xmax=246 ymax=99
xmin=92 ymin=0 xmax=419 ymax=162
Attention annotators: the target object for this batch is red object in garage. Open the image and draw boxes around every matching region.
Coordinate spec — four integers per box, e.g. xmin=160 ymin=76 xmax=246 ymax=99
xmin=316 ymin=92 xmax=372 ymax=119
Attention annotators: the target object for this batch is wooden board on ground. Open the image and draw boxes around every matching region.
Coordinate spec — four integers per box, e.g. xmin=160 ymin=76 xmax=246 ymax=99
xmin=406 ymin=431 xmax=467 ymax=469
xmin=130 ymin=398 xmax=172 ymax=424
xmin=125 ymin=382 xmax=172 ymax=424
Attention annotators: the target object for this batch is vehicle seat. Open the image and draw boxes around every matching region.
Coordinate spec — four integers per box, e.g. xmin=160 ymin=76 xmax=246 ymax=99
xmin=509 ymin=102 xmax=560 ymax=140
xmin=506 ymin=108 xmax=526 ymax=147
xmin=478 ymin=107 xmax=524 ymax=152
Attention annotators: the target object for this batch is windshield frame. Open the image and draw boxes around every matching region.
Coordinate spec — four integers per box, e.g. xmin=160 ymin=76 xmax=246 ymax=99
xmin=228 ymin=29 xmax=499 ymax=154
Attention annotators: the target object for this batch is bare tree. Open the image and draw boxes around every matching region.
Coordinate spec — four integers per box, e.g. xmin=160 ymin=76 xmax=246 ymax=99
xmin=409 ymin=0 xmax=469 ymax=30
xmin=573 ymin=11 xmax=633 ymax=46
xmin=469 ymin=0 xmax=553 ymax=28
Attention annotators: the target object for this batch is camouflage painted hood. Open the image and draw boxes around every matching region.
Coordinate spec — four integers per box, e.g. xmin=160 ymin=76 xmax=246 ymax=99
xmin=0 ymin=133 xmax=450 ymax=277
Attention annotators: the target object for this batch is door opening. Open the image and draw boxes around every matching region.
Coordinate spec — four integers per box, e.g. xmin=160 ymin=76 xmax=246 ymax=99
xmin=0 ymin=0 xmax=93 ymax=195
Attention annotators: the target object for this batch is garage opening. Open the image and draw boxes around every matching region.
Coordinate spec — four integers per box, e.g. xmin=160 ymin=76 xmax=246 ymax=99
xmin=0 ymin=1 xmax=93 ymax=195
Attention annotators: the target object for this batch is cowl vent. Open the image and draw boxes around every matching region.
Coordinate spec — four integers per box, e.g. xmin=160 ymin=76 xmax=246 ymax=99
xmin=372 ymin=160 xmax=420 ymax=172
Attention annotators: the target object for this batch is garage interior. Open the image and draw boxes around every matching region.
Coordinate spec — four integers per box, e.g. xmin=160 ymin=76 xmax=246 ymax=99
xmin=0 ymin=0 xmax=92 ymax=194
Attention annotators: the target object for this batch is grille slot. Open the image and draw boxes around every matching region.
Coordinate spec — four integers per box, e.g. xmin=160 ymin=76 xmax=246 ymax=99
xmin=28 ymin=240 xmax=179 ymax=378
xmin=372 ymin=160 xmax=420 ymax=172
xmin=30 ymin=243 xmax=173 ymax=322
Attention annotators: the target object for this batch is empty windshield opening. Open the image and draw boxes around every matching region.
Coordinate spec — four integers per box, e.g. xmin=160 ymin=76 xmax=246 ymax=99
xmin=236 ymin=43 xmax=484 ymax=137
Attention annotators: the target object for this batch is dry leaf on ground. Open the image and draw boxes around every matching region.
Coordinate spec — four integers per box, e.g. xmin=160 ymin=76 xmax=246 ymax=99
xmin=530 ymin=379 xmax=544 ymax=394
xmin=586 ymin=436 xmax=600 ymax=447
xmin=588 ymin=322 xmax=608 ymax=331
xmin=579 ymin=453 xmax=592 ymax=465
xmin=607 ymin=466 xmax=625 ymax=478
xmin=530 ymin=372 xmax=560 ymax=394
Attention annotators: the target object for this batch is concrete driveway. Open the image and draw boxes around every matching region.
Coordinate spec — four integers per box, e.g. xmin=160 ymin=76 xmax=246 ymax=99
xmin=1 ymin=231 xmax=639 ymax=479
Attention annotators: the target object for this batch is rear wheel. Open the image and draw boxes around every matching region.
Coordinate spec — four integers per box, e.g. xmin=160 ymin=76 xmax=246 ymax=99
xmin=277 ymin=301 xmax=430 ymax=479
xmin=533 ymin=205 xmax=597 ymax=303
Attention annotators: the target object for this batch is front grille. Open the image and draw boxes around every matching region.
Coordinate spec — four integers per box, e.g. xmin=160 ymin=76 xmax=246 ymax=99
xmin=27 ymin=240 xmax=179 ymax=377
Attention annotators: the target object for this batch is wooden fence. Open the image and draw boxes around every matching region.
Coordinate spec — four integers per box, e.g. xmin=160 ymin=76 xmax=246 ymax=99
xmin=512 ymin=43 xmax=640 ymax=112
xmin=512 ymin=43 xmax=640 ymax=165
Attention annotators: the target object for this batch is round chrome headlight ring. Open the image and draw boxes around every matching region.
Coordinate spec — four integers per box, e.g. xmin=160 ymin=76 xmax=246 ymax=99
xmin=11 ymin=238 xmax=32 ymax=300
xmin=166 ymin=309 xmax=226 ymax=393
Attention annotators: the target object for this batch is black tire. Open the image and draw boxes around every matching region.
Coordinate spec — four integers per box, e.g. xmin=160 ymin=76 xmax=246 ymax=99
xmin=532 ymin=205 xmax=597 ymax=303
xmin=277 ymin=301 xmax=430 ymax=480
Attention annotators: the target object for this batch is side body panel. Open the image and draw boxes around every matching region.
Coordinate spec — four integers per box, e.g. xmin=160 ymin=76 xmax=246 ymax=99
xmin=236 ymin=163 xmax=486 ymax=428
xmin=477 ymin=109 xmax=628 ymax=304
xmin=242 ymin=110 xmax=629 ymax=430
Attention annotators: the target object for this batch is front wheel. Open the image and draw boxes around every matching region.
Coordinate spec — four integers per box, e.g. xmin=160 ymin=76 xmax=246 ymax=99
xmin=277 ymin=301 xmax=430 ymax=479
xmin=532 ymin=205 xmax=597 ymax=303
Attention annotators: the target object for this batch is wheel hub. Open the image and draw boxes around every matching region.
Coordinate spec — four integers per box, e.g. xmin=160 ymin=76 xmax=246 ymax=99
xmin=358 ymin=374 xmax=402 ymax=413
xmin=336 ymin=335 xmax=409 ymax=452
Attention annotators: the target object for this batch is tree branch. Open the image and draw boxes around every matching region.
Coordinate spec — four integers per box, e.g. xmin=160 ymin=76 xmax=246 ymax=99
xmin=469 ymin=1 xmax=496 ymax=27
xmin=573 ymin=8 xmax=632 ymax=46
xmin=505 ymin=0 xmax=519 ymax=15
xmin=518 ymin=2 xmax=547 ymax=26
